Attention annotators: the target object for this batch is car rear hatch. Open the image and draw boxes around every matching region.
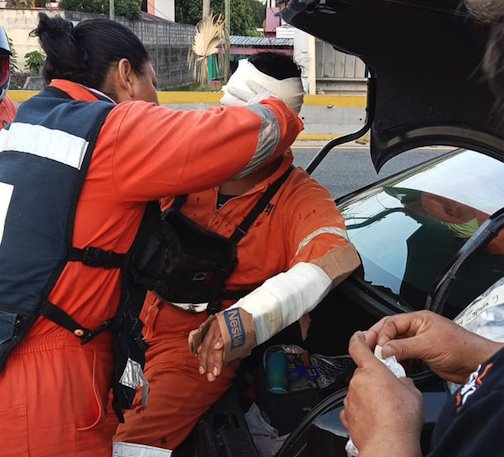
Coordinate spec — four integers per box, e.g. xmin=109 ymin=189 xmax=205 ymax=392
xmin=280 ymin=0 xmax=504 ymax=169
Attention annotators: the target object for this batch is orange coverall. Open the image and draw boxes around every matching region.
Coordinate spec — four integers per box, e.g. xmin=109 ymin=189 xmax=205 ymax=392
xmin=114 ymin=152 xmax=352 ymax=450
xmin=0 ymin=95 xmax=16 ymax=129
xmin=0 ymin=80 xmax=302 ymax=457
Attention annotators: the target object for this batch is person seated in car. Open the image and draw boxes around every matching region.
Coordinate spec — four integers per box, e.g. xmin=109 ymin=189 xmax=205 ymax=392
xmin=113 ymin=52 xmax=361 ymax=456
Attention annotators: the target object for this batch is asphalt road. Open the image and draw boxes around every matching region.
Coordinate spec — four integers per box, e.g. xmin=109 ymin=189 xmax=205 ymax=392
xmin=292 ymin=144 xmax=450 ymax=198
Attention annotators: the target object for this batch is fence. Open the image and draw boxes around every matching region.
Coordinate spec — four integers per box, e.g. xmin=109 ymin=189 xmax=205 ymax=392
xmin=65 ymin=11 xmax=195 ymax=89
xmin=315 ymin=39 xmax=367 ymax=93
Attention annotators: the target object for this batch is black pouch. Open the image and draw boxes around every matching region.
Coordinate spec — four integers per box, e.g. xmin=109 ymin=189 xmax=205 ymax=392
xmin=133 ymin=208 xmax=238 ymax=307
xmin=110 ymin=271 xmax=150 ymax=422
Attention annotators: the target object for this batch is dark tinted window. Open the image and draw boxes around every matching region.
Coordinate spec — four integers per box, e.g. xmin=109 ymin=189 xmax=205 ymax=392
xmin=339 ymin=150 xmax=504 ymax=315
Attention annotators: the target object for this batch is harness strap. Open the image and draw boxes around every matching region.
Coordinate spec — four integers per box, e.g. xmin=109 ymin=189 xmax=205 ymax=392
xmin=221 ymin=289 xmax=253 ymax=300
xmin=163 ymin=167 xmax=294 ymax=315
xmin=206 ymin=288 xmax=254 ymax=314
xmin=209 ymin=167 xmax=293 ymax=313
xmin=230 ymin=166 xmax=294 ymax=244
xmin=69 ymin=246 xmax=127 ymax=269
xmin=171 ymin=194 xmax=188 ymax=210
xmin=39 ymin=301 xmax=111 ymax=343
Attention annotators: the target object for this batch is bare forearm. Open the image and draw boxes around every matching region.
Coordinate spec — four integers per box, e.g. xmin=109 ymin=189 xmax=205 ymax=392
xmin=359 ymin=435 xmax=422 ymax=457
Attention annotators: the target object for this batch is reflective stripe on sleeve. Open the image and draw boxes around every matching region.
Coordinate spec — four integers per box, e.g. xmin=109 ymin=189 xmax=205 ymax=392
xmin=295 ymin=226 xmax=349 ymax=256
xmin=232 ymin=104 xmax=280 ymax=179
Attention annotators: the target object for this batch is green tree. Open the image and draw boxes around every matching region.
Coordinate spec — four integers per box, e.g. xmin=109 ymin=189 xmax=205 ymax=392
xmin=6 ymin=0 xmax=34 ymax=7
xmin=59 ymin=0 xmax=142 ymax=20
xmin=7 ymin=37 xmax=19 ymax=74
xmin=176 ymin=0 xmax=265 ymax=36
xmin=24 ymin=50 xmax=46 ymax=75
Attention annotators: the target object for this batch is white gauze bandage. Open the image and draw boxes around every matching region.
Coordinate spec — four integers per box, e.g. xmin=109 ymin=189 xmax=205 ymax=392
xmin=221 ymin=59 xmax=305 ymax=114
xmin=228 ymin=262 xmax=332 ymax=345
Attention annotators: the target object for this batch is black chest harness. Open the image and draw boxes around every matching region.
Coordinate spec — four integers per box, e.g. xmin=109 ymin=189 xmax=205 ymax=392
xmin=132 ymin=165 xmax=294 ymax=315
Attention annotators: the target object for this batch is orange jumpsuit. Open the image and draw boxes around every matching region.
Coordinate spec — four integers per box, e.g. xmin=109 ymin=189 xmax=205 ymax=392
xmin=0 ymin=80 xmax=302 ymax=457
xmin=0 ymin=95 xmax=16 ymax=129
xmin=114 ymin=152 xmax=352 ymax=450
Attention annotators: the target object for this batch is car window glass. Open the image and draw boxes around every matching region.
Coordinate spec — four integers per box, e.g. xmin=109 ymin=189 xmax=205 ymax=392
xmin=443 ymin=229 xmax=504 ymax=319
xmin=340 ymin=150 xmax=504 ymax=313
xmin=396 ymin=151 xmax=504 ymax=214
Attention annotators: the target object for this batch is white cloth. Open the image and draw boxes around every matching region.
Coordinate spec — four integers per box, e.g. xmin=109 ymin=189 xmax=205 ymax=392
xmin=455 ymin=277 xmax=504 ymax=342
xmin=221 ymin=59 xmax=305 ymax=114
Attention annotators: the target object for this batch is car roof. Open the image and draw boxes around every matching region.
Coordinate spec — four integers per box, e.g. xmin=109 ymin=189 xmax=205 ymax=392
xmin=281 ymin=0 xmax=504 ymax=169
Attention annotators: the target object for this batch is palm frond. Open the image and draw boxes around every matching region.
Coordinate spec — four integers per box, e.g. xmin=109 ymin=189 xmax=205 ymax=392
xmin=188 ymin=14 xmax=229 ymax=86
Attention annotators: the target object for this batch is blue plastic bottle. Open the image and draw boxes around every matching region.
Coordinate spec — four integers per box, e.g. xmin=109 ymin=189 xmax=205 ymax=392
xmin=266 ymin=351 xmax=288 ymax=394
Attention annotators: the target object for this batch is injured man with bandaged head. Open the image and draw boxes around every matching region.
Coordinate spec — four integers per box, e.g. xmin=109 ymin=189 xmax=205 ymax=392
xmin=113 ymin=51 xmax=361 ymax=456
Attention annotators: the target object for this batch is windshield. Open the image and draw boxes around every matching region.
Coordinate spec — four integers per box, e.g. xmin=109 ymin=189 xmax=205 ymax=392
xmin=339 ymin=150 xmax=504 ymax=317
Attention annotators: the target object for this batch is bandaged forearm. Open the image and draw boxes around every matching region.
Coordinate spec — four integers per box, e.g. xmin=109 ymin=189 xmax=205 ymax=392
xmin=229 ymin=262 xmax=332 ymax=345
xmin=190 ymin=245 xmax=361 ymax=363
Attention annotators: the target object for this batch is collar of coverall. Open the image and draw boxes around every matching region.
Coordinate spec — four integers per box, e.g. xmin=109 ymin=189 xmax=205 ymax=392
xmin=240 ymin=151 xmax=295 ymax=197
xmin=221 ymin=59 xmax=305 ymax=114
xmin=50 ymin=79 xmax=116 ymax=104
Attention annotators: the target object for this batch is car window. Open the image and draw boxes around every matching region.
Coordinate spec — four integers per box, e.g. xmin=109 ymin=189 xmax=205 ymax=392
xmin=442 ymin=235 xmax=504 ymax=318
xmin=339 ymin=150 xmax=504 ymax=315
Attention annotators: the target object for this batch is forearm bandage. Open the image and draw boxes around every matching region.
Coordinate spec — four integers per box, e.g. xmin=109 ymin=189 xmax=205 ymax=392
xmin=188 ymin=246 xmax=361 ymax=363
xmin=230 ymin=262 xmax=332 ymax=345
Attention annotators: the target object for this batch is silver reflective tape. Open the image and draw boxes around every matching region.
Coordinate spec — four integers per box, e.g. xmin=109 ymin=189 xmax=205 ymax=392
xmin=113 ymin=442 xmax=172 ymax=457
xmin=0 ymin=122 xmax=89 ymax=169
xmin=170 ymin=301 xmax=208 ymax=313
xmin=233 ymin=104 xmax=280 ymax=180
xmin=295 ymin=226 xmax=349 ymax=256
xmin=119 ymin=358 xmax=149 ymax=406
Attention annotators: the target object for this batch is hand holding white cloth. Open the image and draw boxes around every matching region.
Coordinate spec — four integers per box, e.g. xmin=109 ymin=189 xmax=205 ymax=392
xmin=221 ymin=59 xmax=305 ymax=113
xmin=223 ymin=80 xmax=278 ymax=107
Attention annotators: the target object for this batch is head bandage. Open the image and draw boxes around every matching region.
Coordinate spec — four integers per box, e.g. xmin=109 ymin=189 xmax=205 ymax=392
xmin=221 ymin=59 xmax=305 ymax=113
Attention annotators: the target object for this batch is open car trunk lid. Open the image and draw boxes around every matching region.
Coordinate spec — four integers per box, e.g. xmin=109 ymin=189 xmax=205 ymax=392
xmin=281 ymin=0 xmax=504 ymax=170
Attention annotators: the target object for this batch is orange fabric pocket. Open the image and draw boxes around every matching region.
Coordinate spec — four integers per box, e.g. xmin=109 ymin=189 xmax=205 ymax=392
xmin=0 ymin=404 xmax=29 ymax=457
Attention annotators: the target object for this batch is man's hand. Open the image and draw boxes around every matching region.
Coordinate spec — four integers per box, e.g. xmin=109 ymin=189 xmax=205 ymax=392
xmin=368 ymin=310 xmax=504 ymax=384
xmin=196 ymin=319 xmax=224 ymax=382
xmin=340 ymin=332 xmax=424 ymax=457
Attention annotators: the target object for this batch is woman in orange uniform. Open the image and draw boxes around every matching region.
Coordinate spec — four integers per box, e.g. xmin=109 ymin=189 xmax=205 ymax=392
xmin=0 ymin=14 xmax=302 ymax=457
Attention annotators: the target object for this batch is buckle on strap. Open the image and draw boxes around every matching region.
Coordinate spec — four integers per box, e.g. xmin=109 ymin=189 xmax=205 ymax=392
xmin=39 ymin=301 xmax=112 ymax=343
xmin=70 ymin=246 xmax=126 ymax=269
xmin=80 ymin=319 xmax=113 ymax=343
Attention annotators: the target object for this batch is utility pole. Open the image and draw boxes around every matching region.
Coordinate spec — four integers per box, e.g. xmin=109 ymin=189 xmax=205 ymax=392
xmin=224 ymin=0 xmax=230 ymax=83
xmin=109 ymin=0 xmax=115 ymax=20
xmin=203 ymin=0 xmax=210 ymax=18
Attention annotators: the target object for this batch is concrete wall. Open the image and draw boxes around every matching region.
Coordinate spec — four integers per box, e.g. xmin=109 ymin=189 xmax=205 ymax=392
xmin=0 ymin=7 xmax=194 ymax=89
xmin=8 ymin=90 xmax=368 ymax=139
xmin=0 ymin=8 xmax=60 ymax=71
xmin=64 ymin=11 xmax=195 ymax=89
xmin=147 ymin=93 xmax=368 ymax=139
xmin=316 ymin=40 xmax=367 ymax=95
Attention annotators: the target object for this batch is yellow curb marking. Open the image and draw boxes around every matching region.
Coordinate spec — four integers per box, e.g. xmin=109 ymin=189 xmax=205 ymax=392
xmin=8 ymin=90 xmax=367 ymax=108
